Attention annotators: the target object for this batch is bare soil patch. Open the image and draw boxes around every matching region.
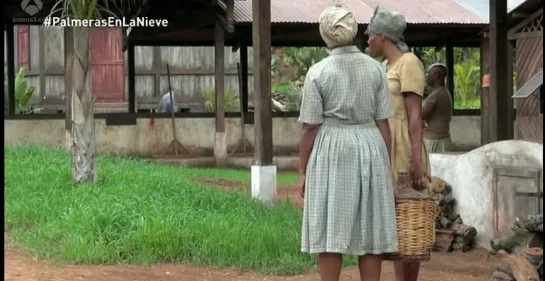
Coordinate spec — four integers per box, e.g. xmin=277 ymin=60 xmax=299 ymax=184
xmin=5 ymin=243 xmax=499 ymax=281
xmin=195 ymin=178 xmax=303 ymax=208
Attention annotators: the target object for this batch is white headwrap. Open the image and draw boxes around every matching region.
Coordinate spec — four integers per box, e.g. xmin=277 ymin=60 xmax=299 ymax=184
xmin=428 ymin=63 xmax=447 ymax=73
xmin=319 ymin=6 xmax=358 ymax=49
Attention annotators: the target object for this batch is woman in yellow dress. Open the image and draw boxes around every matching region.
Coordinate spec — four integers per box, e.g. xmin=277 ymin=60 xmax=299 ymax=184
xmin=366 ymin=7 xmax=431 ymax=281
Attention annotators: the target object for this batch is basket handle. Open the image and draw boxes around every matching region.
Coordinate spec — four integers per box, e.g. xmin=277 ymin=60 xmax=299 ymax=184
xmin=396 ymin=170 xmax=412 ymax=190
xmin=396 ymin=170 xmax=432 ymax=191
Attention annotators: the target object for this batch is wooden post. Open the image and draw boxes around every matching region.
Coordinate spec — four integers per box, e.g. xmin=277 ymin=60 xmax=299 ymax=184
xmin=505 ymin=41 xmax=515 ymax=140
xmin=152 ymin=47 xmax=161 ymax=99
xmin=240 ymin=41 xmax=249 ymax=113
xmin=252 ymin=0 xmax=273 ymax=165
xmin=38 ymin=28 xmax=46 ymax=100
xmin=214 ymin=21 xmax=227 ymax=165
xmin=480 ymin=37 xmax=491 ymax=145
xmin=445 ymin=44 xmax=455 ymax=102
xmin=127 ymin=40 xmax=136 ymax=113
xmin=64 ymin=27 xmax=74 ymax=131
xmin=6 ymin=23 xmax=16 ymax=115
xmin=489 ymin=0 xmax=509 ymax=142
xmin=251 ymin=0 xmax=276 ymax=205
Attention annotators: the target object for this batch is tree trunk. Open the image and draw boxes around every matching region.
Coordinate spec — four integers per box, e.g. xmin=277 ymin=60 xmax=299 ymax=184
xmin=71 ymin=26 xmax=97 ymax=184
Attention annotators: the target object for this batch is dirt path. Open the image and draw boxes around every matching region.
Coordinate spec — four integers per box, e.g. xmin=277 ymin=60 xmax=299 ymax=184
xmin=5 ymin=245 xmax=498 ymax=281
xmin=5 ymin=179 xmax=499 ymax=281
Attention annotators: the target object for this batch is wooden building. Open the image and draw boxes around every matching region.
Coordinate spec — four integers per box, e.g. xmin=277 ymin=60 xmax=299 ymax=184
xmin=6 ymin=0 xmax=486 ymax=116
xmin=5 ymin=0 xmax=486 ymax=166
xmin=482 ymin=0 xmax=543 ymax=144
xmin=510 ymin=0 xmax=543 ymax=144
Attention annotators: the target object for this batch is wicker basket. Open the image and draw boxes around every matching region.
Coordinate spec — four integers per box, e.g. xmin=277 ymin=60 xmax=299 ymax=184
xmin=383 ymin=170 xmax=439 ymax=262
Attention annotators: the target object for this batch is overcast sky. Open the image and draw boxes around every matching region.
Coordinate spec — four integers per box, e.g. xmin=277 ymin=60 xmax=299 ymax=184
xmin=455 ymin=0 xmax=526 ymax=21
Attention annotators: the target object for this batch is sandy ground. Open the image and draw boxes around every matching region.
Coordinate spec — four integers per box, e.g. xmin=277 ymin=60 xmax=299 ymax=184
xmin=5 ymin=178 xmax=500 ymax=281
xmin=5 ymin=245 xmax=499 ymax=281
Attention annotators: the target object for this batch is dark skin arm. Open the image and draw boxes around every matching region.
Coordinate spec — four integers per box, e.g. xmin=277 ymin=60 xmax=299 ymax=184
xmin=298 ymin=123 xmax=320 ymax=175
xmin=421 ymin=95 xmax=437 ymax=121
xmin=298 ymin=123 xmax=320 ymax=197
xmin=404 ymin=92 xmax=427 ymax=186
xmin=375 ymin=119 xmax=392 ymax=162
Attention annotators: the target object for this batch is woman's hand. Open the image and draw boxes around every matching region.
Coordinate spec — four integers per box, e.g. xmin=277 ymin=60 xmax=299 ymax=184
xmin=297 ymin=174 xmax=306 ymax=198
xmin=410 ymin=160 xmax=427 ymax=189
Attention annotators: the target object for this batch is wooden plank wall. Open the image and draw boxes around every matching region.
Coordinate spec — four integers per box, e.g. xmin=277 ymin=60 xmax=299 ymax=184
xmin=11 ymin=26 xmax=255 ymax=110
xmin=514 ymin=12 xmax=543 ymax=143
xmin=515 ymin=44 xmax=543 ymax=115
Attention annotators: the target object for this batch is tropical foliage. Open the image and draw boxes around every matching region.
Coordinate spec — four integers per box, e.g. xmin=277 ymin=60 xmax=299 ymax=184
xmin=282 ymin=83 xmax=304 ymax=111
xmin=420 ymin=47 xmax=482 ymax=109
xmin=283 ymin=47 xmax=328 ymax=80
xmin=271 ymin=46 xmax=483 ymax=111
xmin=201 ymin=88 xmax=241 ymax=112
xmin=14 ymin=68 xmax=38 ymax=114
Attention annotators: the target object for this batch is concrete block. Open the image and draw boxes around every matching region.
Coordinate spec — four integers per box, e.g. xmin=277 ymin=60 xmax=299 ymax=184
xmin=65 ymin=129 xmax=71 ymax=151
xmin=214 ymin=131 xmax=227 ymax=166
xmin=251 ymin=165 xmax=277 ymax=205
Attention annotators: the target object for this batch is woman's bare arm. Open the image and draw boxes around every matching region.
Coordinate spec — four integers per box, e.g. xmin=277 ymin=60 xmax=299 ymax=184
xmin=404 ymin=93 xmax=424 ymax=164
xmin=298 ymin=123 xmax=320 ymax=175
xmin=375 ymin=119 xmax=392 ymax=162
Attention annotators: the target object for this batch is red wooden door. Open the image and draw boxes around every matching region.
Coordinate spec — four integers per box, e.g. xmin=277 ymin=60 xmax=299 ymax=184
xmin=88 ymin=28 xmax=125 ymax=102
xmin=17 ymin=26 xmax=30 ymax=70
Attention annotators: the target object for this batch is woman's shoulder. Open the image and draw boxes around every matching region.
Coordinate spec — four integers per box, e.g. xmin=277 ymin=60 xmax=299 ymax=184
xmin=306 ymin=60 xmax=327 ymax=78
xmin=399 ymin=52 xmax=424 ymax=68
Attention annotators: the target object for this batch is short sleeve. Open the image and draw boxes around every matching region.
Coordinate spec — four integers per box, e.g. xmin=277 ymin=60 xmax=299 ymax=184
xmin=422 ymin=93 xmax=438 ymax=116
xmin=375 ymin=69 xmax=391 ymax=120
xmin=298 ymin=69 xmax=323 ymax=124
xmin=398 ymin=56 xmax=426 ymax=96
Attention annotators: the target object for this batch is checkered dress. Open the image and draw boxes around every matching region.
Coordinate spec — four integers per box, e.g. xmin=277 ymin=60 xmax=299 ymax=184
xmin=299 ymin=46 xmax=398 ymax=255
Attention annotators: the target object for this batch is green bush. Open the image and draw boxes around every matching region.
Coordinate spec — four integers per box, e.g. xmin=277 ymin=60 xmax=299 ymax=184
xmin=201 ymin=88 xmax=240 ymax=112
xmin=14 ymin=67 xmax=37 ymax=114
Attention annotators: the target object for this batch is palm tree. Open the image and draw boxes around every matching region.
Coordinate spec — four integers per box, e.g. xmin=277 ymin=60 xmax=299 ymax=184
xmin=453 ymin=51 xmax=480 ymax=107
xmin=48 ymin=0 xmax=143 ymax=184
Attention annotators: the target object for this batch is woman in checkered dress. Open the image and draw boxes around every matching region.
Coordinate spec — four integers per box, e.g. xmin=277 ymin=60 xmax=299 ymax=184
xmin=297 ymin=6 xmax=398 ymax=281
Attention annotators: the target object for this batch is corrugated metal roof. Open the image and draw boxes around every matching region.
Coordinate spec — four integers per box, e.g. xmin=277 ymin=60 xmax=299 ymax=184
xmin=233 ymin=0 xmax=487 ymax=24
xmin=234 ymin=0 xmax=374 ymax=24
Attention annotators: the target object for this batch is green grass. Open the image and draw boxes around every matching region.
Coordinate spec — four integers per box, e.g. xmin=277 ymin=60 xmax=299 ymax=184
xmin=4 ymin=146 xmax=317 ymax=275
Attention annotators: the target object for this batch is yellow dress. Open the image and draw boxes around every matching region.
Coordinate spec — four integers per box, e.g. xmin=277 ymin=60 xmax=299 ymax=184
xmin=384 ymin=53 xmax=431 ymax=184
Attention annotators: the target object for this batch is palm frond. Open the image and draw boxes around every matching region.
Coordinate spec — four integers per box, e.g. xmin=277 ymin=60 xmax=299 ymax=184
xmin=47 ymin=0 xmax=147 ymax=20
